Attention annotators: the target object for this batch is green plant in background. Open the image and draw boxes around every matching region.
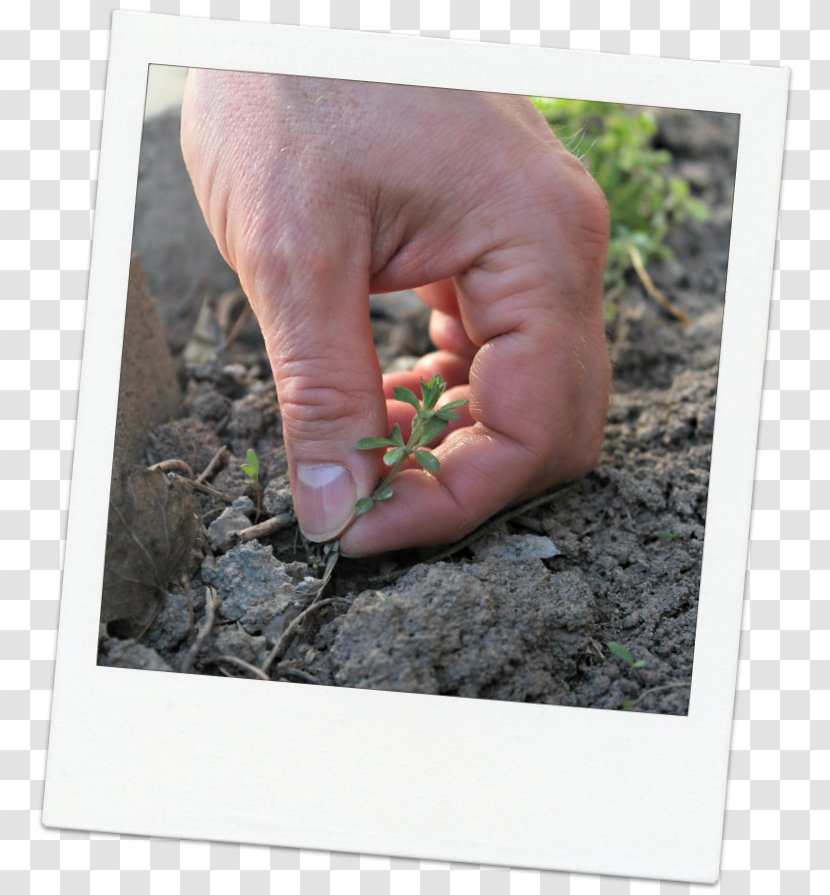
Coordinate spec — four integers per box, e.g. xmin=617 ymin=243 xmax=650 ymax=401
xmin=240 ymin=447 xmax=262 ymax=521
xmin=531 ymin=97 xmax=710 ymax=318
xmin=607 ymin=640 xmax=647 ymax=669
xmin=355 ymin=374 xmax=467 ymax=517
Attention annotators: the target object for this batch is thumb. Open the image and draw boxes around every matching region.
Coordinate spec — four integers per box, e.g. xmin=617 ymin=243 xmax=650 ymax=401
xmin=244 ymin=244 xmax=386 ymax=543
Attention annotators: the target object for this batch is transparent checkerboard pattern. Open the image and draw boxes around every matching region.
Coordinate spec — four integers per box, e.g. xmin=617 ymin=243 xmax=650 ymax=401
xmin=0 ymin=0 xmax=825 ymax=892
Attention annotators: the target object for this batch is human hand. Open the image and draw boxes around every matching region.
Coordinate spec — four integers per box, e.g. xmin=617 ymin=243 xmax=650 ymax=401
xmin=180 ymin=71 xmax=610 ymax=556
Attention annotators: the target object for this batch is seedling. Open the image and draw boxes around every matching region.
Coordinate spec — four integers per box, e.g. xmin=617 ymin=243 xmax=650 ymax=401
xmin=354 ymin=374 xmax=467 ymax=516
xmin=655 ymin=529 xmax=680 ymax=540
xmin=240 ymin=448 xmax=262 ymax=521
xmin=240 ymin=448 xmax=259 ymax=483
xmin=607 ymin=640 xmax=646 ymax=669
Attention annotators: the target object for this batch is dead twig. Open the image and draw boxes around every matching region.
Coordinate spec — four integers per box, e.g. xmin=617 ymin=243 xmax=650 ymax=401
xmin=148 ymin=458 xmax=194 ymax=478
xmin=627 ymin=244 xmax=691 ymax=327
xmin=196 ymin=445 xmax=229 ymax=484
xmin=311 ymin=543 xmax=340 ymax=603
xmin=237 ymin=512 xmax=294 ymax=543
xmin=179 ymin=585 xmax=220 ymax=674
xmin=262 ymin=596 xmax=353 ymax=675
xmin=220 ymin=302 xmax=253 ymax=352
xmin=182 ymin=478 xmax=236 ymax=504
xmin=214 ymin=654 xmax=270 ymax=681
xmin=274 ymin=667 xmax=320 ymax=685
xmin=215 ymin=287 xmax=245 ymax=333
xmin=183 ymin=574 xmax=194 ymax=636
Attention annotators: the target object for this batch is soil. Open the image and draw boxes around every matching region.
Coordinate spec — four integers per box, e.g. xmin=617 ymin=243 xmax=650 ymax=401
xmin=99 ymin=105 xmax=739 ymax=715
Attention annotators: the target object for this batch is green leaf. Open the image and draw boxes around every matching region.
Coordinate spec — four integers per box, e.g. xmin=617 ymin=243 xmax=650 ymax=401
xmin=632 ymin=660 xmax=646 ymax=669
xmin=393 ymin=387 xmax=421 ymax=410
xmin=240 ymin=448 xmax=259 ymax=480
xmin=356 ymin=436 xmax=398 ymax=450
xmin=419 ymin=375 xmax=446 ymax=410
xmin=439 ymin=398 xmax=468 ymax=412
xmin=414 ymin=450 xmax=440 ymax=473
xmin=383 ymin=447 xmax=405 ymax=467
xmin=354 ymin=497 xmax=374 ymax=516
xmin=607 ymin=641 xmax=636 ymax=667
xmin=418 ymin=416 xmax=449 ymax=445
xmin=434 ymin=409 xmax=460 ymax=422
xmin=373 ymin=485 xmax=394 ymax=501
xmin=655 ymin=529 xmax=680 ymax=540
xmin=389 ymin=423 xmax=405 ymax=446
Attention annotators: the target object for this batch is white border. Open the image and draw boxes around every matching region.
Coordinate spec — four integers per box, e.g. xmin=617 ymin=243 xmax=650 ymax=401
xmin=41 ymin=12 xmax=788 ymax=884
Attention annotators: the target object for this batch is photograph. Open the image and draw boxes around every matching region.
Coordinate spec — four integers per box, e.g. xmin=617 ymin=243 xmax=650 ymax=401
xmin=97 ymin=63 xmax=738 ymax=716
xmin=41 ymin=15 xmax=788 ymax=882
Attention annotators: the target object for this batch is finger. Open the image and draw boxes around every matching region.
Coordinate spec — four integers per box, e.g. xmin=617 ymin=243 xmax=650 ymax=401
xmin=242 ymin=237 xmax=388 ymax=544
xmin=382 ymin=350 xmax=472 ymax=396
xmin=428 ymin=310 xmax=478 ymax=357
xmin=413 ymin=278 xmax=460 ymax=316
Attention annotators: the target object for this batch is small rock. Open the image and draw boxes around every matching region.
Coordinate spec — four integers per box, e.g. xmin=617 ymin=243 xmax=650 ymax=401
xmin=207 ymin=504 xmax=253 ymax=552
xmin=201 ymin=541 xmax=309 ymax=634
xmin=471 ymin=532 xmax=560 ymax=562
xmin=204 ymin=625 xmax=267 ymax=668
xmin=98 ymin=638 xmax=173 ymax=672
xmin=232 ymin=495 xmax=254 ymax=515
xmin=144 ymin=586 xmax=206 ymax=653
xmin=262 ymin=478 xmax=293 ymax=516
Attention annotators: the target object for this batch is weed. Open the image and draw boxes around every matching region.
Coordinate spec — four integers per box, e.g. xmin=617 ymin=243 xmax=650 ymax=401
xmin=355 ymin=374 xmax=466 ymax=517
xmin=607 ymin=640 xmax=646 ymax=669
xmin=655 ymin=529 xmax=681 ymax=540
xmin=530 ymin=97 xmax=710 ymax=315
xmin=240 ymin=448 xmax=259 ymax=483
xmin=240 ymin=447 xmax=262 ymax=521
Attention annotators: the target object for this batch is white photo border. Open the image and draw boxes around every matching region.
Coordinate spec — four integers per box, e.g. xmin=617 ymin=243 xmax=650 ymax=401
xmin=41 ymin=11 xmax=789 ymax=884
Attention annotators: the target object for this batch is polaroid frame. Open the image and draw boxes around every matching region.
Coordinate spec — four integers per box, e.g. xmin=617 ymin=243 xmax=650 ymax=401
xmin=41 ymin=11 xmax=788 ymax=883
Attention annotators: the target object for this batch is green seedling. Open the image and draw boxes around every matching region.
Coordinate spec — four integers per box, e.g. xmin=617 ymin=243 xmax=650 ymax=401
xmin=354 ymin=374 xmax=467 ymax=517
xmin=240 ymin=448 xmax=259 ymax=483
xmin=607 ymin=641 xmax=646 ymax=669
xmin=655 ymin=529 xmax=680 ymax=540
xmin=530 ymin=97 xmax=710 ymax=318
xmin=240 ymin=448 xmax=262 ymax=521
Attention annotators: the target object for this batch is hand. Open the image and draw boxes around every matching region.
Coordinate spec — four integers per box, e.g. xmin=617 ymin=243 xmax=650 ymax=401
xmin=180 ymin=71 xmax=610 ymax=556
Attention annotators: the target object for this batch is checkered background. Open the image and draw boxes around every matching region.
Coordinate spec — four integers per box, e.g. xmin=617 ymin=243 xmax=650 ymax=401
xmin=0 ymin=0 xmax=825 ymax=891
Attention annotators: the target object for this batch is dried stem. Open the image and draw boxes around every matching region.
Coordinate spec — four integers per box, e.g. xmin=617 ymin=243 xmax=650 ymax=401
xmin=179 ymin=585 xmax=220 ymax=674
xmin=215 ymin=654 xmax=270 ymax=681
xmin=148 ymin=458 xmax=195 ymax=478
xmin=196 ymin=445 xmax=229 ymax=484
xmin=627 ymin=243 xmax=691 ymax=326
xmin=262 ymin=596 xmax=352 ymax=675
xmin=237 ymin=512 xmax=294 ymax=543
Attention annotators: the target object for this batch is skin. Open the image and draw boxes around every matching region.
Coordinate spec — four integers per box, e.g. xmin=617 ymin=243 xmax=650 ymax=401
xmin=180 ymin=70 xmax=611 ymax=557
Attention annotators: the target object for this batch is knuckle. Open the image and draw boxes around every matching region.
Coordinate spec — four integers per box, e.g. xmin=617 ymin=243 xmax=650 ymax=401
xmin=532 ymin=154 xmax=611 ymax=246
xmin=277 ymin=365 xmax=377 ymax=441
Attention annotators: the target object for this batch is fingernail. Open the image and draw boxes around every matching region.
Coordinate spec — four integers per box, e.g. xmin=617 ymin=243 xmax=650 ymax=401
xmin=294 ymin=463 xmax=356 ymax=542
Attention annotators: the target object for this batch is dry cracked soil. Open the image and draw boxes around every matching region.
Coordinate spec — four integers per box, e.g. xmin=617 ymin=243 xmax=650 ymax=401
xmin=98 ymin=104 xmax=738 ymax=716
